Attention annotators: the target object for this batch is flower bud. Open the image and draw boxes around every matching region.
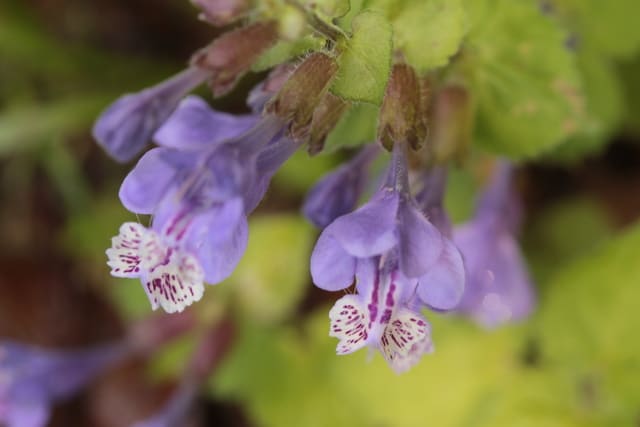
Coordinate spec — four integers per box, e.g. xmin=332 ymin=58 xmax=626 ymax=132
xmin=307 ymin=92 xmax=349 ymax=155
xmin=378 ymin=64 xmax=427 ymax=151
xmin=93 ymin=67 xmax=210 ymax=162
xmin=191 ymin=21 xmax=278 ymax=96
xmin=192 ymin=0 xmax=250 ymax=26
xmin=247 ymin=64 xmax=295 ymax=113
xmin=266 ymin=53 xmax=339 ymax=139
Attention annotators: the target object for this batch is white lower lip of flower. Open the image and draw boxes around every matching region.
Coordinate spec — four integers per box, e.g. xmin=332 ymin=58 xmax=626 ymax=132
xmin=107 ymin=222 xmax=205 ymax=313
xmin=144 ymin=253 xmax=205 ymax=313
xmin=379 ymin=307 xmax=431 ymax=374
xmin=329 ymin=295 xmax=370 ymax=355
xmin=329 ymin=293 xmax=432 ymax=373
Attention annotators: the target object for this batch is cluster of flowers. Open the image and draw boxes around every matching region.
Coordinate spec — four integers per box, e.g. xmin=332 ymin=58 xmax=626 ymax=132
xmin=90 ymin=7 xmax=534 ymax=374
xmin=306 ymin=145 xmax=534 ymax=372
xmin=1 ymin=3 xmax=539 ymax=425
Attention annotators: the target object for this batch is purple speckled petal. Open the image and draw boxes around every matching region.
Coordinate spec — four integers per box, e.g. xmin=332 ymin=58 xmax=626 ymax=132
xmin=417 ymin=237 xmax=465 ymax=310
xmin=93 ymin=68 xmax=209 ymax=162
xmin=119 ymin=148 xmax=189 ymax=214
xmin=154 ymin=96 xmax=257 ymax=150
xmin=397 ymin=199 xmax=444 ymax=278
xmin=310 ymin=229 xmax=356 ymax=291
xmin=326 ymin=190 xmax=399 ymax=258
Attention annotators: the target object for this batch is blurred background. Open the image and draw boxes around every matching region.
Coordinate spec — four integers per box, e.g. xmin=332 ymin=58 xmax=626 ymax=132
xmin=0 ymin=0 xmax=639 ymax=426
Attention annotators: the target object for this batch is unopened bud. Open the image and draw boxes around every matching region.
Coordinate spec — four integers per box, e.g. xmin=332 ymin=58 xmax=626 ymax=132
xmin=308 ymin=93 xmax=349 ymax=155
xmin=191 ymin=21 xmax=278 ymax=96
xmin=378 ymin=64 xmax=427 ymax=151
xmin=247 ymin=64 xmax=295 ymax=113
xmin=192 ymin=0 xmax=250 ymax=26
xmin=267 ymin=53 xmax=339 ymax=139
xmin=430 ymin=85 xmax=473 ymax=164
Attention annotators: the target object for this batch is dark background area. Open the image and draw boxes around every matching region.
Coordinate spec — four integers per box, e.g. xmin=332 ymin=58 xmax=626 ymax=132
xmin=1 ymin=1 xmax=639 ymax=426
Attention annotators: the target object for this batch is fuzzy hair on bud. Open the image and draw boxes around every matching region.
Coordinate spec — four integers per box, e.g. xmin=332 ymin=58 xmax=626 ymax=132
xmin=307 ymin=93 xmax=349 ymax=155
xmin=266 ymin=53 xmax=339 ymax=140
xmin=191 ymin=21 xmax=278 ymax=96
xmin=378 ymin=64 xmax=427 ymax=152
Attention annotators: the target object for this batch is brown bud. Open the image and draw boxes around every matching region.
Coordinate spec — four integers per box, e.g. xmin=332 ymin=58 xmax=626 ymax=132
xmin=430 ymin=85 xmax=473 ymax=164
xmin=307 ymin=93 xmax=349 ymax=155
xmin=191 ymin=21 xmax=278 ymax=96
xmin=267 ymin=53 xmax=339 ymax=140
xmin=262 ymin=64 xmax=296 ymax=93
xmin=192 ymin=0 xmax=251 ymax=26
xmin=377 ymin=64 xmax=427 ymax=152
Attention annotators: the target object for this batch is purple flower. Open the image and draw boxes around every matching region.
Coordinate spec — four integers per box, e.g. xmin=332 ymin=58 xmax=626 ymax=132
xmin=0 ymin=341 xmax=126 ymax=427
xmin=328 ymin=256 xmax=434 ymax=373
xmin=302 ymin=143 xmax=380 ymax=229
xmin=93 ymin=67 xmax=210 ymax=163
xmin=415 ymin=167 xmax=452 ymax=235
xmin=107 ymin=96 xmax=299 ymax=313
xmin=413 ymin=167 xmax=466 ymax=311
xmin=310 ymin=143 xmax=461 ymax=372
xmin=454 ymin=161 xmax=535 ymax=328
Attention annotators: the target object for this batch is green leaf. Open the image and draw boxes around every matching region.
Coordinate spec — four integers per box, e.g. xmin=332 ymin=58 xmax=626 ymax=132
xmin=252 ymin=36 xmax=324 ymax=72
xmin=331 ymin=10 xmax=392 ymax=104
xmin=618 ymin=55 xmax=640 ymax=135
xmin=547 ymin=50 xmax=623 ymax=161
xmin=552 ymin=0 xmax=640 ymax=60
xmin=335 ymin=0 xmax=366 ymax=30
xmin=213 ymin=308 xmax=533 ymax=427
xmin=228 ymin=215 xmax=315 ymax=323
xmin=467 ymin=0 xmax=585 ymax=158
xmin=535 ymin=222 xmax=640 ymax=424
xmin=367 ymin=0 xmax=466 ymax=72
xmin=538 ymin=222 xmax=640 ymax=365
xmin=302 ymin=0 xmax=350 ymax=19
xmin=323 ymin=102 xmax=378 ymax=152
